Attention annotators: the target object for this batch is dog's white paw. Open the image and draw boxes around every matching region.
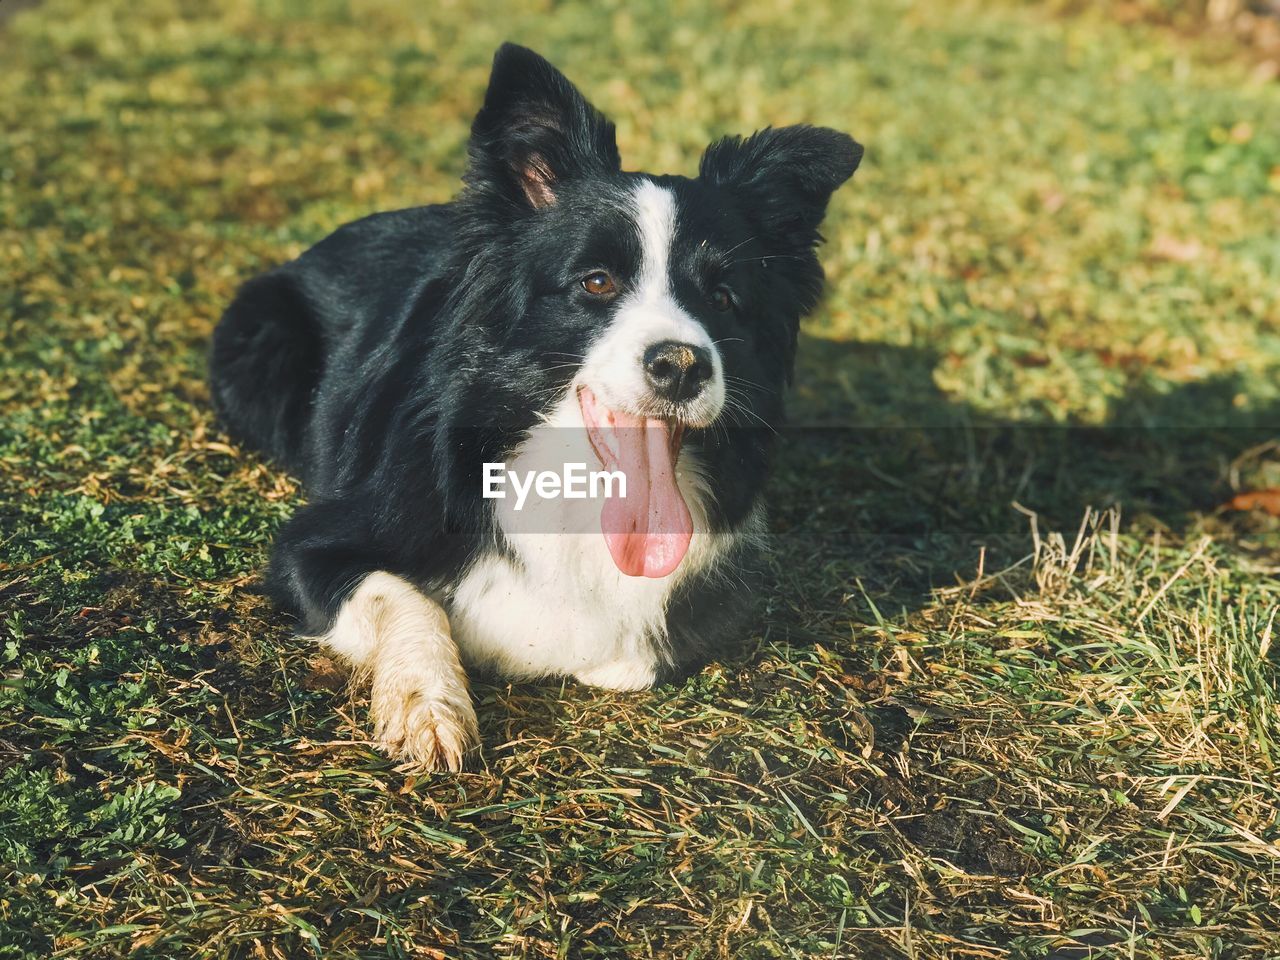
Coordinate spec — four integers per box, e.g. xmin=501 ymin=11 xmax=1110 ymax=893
xmin=321 ymin=571 xmax=480 ymax=771
xmin=575 ymin=657 xmax=658 ymax=691
xmin=371 ymin=676 xmax=479 ymax=771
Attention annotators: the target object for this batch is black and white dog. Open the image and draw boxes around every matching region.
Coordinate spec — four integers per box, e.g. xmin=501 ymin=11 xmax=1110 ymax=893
xmin=210 ymin=44 xmax=861 ymax=769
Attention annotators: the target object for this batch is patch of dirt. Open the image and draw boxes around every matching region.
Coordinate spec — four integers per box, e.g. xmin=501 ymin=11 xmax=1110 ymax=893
xmin=899 ymin=807 xmax=1036 ymax=877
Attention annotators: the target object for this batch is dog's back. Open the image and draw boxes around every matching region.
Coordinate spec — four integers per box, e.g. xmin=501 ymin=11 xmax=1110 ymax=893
xmin=209 ymin=205 xmax=453 ymax=476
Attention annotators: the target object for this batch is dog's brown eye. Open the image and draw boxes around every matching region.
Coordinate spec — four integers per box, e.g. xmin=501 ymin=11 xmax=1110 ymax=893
xmin=710 ymin=286 xmax=733 ymax=312
xmin=581 ymin=271 xmax=617 ymax=296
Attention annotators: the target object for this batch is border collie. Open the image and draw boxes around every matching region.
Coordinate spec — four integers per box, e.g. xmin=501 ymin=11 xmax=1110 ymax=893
xmin=210 ymin=43 xmax=861 ymax=770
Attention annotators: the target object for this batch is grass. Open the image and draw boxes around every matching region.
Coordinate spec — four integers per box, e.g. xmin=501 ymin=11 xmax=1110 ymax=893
xmin=1 ymin=0 xmax=1278 ymax=956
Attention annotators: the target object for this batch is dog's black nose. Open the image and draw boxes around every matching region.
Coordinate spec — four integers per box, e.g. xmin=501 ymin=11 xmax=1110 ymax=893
xmin=643 ymin=340 xmax=713 ymax=403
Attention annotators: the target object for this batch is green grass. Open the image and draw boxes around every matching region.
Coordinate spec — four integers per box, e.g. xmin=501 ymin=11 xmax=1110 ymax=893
xmin=2 ymin=0 xmax=1279 ymax=956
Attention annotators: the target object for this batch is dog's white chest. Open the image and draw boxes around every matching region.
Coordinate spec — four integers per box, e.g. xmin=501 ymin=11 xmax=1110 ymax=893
xmin=446 ymin=407 xmax=721 ymax=688
xmin=446 ymin=534 xmax=673 ymax=688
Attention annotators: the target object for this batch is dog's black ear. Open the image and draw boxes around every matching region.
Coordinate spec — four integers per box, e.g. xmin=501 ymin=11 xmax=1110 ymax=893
xmin=700 ymin=125 xmax=862 ymax=252
xmin=466 ymin=43 xmax=620 ymax=210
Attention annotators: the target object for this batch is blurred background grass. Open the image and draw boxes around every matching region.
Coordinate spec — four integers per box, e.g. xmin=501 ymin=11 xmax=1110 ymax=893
xmin=1 ymin=0 xmax=1278 ymax=957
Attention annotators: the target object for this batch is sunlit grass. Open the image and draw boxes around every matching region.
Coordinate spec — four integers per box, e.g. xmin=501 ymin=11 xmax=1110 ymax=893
xmin=1 ymin=0 xmax=1278 ymax=956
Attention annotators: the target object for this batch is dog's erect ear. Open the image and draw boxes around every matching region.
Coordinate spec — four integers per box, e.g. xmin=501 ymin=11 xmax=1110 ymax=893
xmin=466 ymin=43 xmax=621 ymax=210
xmin=699 ymin=125 xmax=862 ymax=252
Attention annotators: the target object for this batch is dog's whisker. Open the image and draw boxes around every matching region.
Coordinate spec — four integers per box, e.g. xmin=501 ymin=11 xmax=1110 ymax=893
xmin=715 ymin=234 xmax=761 ymax=264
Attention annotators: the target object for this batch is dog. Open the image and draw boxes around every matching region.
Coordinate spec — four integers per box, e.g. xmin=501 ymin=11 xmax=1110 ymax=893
xmin=210 ymin=43 xmax=861 ymax=770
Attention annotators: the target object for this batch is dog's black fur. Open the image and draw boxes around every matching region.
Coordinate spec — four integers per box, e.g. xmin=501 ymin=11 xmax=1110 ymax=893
xmin=210 ymin=43 xmax=861 ymax=682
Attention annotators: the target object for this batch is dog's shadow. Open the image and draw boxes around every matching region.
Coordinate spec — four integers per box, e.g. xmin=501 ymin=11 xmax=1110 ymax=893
xmin=764 ymin=330 xmax=1279 ymax=642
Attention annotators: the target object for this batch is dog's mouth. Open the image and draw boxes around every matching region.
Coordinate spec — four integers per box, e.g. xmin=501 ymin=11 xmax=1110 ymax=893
xmin=577 ymin=386 xmax=692 ymax=579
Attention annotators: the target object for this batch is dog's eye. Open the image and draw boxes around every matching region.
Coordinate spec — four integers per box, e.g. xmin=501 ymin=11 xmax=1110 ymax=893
xmin=581 ymin=271 xmax=617 ymax=297
xmin=709 ymin=286 xmax=734 ymax=312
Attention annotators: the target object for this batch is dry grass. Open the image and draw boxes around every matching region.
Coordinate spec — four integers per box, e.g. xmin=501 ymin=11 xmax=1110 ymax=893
xmin=1 ymin=0 xmax=1278 ymax=956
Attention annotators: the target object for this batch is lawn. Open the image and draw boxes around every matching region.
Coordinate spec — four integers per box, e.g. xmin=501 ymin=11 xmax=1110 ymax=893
xmin=1 ymin=0 xmax=1279 ymax=957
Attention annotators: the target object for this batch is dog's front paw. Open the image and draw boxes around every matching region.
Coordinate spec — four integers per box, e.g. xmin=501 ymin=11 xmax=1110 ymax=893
xmin=371 ymin=676 xmax=479 ymax=771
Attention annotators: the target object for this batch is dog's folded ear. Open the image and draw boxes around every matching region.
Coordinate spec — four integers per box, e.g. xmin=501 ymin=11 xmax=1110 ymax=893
xmin=466 ymin=43 xmax=621 ymax=211
xmin=699 ymin=126 xmax=862 ymax=253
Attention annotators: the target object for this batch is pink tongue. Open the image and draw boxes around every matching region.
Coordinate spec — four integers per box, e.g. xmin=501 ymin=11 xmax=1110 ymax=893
xmin=580 ymin=391 xmax=693 ymax=578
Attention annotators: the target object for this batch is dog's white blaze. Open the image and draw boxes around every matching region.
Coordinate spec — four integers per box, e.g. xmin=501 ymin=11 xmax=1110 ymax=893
xmin=632 ymin=178 xmax=677 ymax=299
xmin=572 ymin=181 xmax=725 ymax=425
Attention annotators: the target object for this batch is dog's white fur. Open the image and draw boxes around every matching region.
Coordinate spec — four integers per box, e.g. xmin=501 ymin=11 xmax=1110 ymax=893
xmin=319 ymin=571 xmax=478 ymax=770
xmin=449 ymin=386 xmax=727 ymax=686
xmin=320 ymin=182 xmax=750 ymax=767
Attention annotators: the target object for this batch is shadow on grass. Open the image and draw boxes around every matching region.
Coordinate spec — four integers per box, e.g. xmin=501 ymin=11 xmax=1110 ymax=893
xmin=765 ymin=331 xmax=1279 ymax=643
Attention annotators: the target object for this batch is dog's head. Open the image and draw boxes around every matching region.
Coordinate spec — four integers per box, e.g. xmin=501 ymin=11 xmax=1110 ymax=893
xmin=459 ymin=43 xmax=861 ymax=576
